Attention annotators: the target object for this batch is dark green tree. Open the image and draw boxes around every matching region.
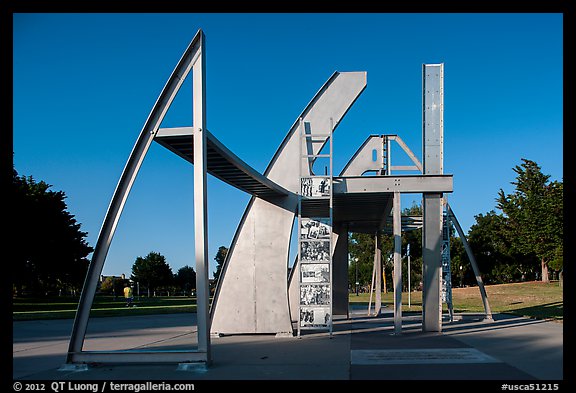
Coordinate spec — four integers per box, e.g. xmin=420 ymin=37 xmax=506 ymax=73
xmin=466 ymin=211 xmax=526 ymax=284
xmin=99 ymin=277 xmax=114 ymax=294
xmin=449 ymin=237 xmax=468 ymax=288
xmin=348 ymin=232 xmax=379 ymax=293
xmin=546 ymin=181 xmax=563 ymax=272
xmin=212 ymin=246 xmax=228 ymax=288
xmin=399 ymin=203 xmax=423 ymax=292
xmin=348 ymin=202 xmax=424 ymax=293
xmin=175 ymin=265 xmax=196 ymax=295
xmin=496 ymin=159 xmax=563 ymax=282
xmin=130 ymin=252 xmax=174 ymax=296
xmin=12 ymin=168 xmax=93 ymax=296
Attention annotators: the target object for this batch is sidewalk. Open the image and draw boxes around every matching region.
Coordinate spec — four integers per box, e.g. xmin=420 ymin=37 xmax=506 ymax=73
xmin=13 ymin=308 xmax=563 ymax=381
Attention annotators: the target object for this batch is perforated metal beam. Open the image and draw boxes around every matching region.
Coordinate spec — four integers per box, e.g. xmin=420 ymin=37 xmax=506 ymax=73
xmin=422 ymin=63 xmax=444 ymax=332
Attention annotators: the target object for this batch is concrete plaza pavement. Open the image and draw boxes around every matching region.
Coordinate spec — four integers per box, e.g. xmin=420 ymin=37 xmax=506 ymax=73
xmin=13 ymin=307 xmax=563 ymax=381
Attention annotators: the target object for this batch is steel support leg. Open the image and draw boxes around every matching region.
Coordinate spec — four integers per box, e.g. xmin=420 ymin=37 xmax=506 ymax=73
xmin=374 ymin=232 xmax=382 ymax=316
xmin=447 ymin=203 xmax=493 ymax=320
xmin=422 ymin=193 xmax=442 ymax=332
xmin=393 ymin=191 xmax=402 ymax=334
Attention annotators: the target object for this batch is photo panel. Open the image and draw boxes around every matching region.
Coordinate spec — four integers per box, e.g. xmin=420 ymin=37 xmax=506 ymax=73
xmin=300 ymin=240 xmax=330 ymax=262
xmin=300 ymin=284 xmax=331 ymax=306
xmin=301 ymin=263 xmax=330 ymax=284
xmin=300 ymin=177 xmax=331 ymax=198
xmin=300 ymin=218 xmax=331 ymax=240
xmin=300 ymin=306 xmax=332 ymax=328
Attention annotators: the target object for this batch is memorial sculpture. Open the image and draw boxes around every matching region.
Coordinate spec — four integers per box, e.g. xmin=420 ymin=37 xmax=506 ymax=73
xmin=64 ymin=30 xmax=490 ymax=368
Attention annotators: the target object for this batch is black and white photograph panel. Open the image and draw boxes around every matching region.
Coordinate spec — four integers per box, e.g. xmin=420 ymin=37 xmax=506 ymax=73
xmin=300 ymin=284 xmax=331 ymax=306
xmin=300 ymin=218 xmax=331 ymax=240
xmin=300 ymin=177 xmax=331 ymax=198
xmin=300 ymin=240 xmax=330 ymax=262
xmin=300 ymin=306 xmax=332 ymax=328
xmin=301 ymin=263 xmax=330 ymax=284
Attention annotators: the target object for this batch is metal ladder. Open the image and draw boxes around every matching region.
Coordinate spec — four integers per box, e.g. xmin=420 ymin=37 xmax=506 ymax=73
xmin=297 ymin=117 xmax=334 ymax=338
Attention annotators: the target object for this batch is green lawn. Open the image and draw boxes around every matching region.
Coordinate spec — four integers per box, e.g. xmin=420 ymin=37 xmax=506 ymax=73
xmin=350 ymin=281 xmax=563 ymax=322
xmin=13 ymin=281 xmax=562 ymax=322
xmin=12 ymin=296 xmax=197 ymax=320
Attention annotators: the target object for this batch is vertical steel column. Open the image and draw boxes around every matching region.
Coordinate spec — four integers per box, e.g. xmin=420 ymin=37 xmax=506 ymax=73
xmin=368 ymin=257 xmax=376 ymax=316
xmin=422 ymin=63 xmax=444 ymax=174
xmin=393 ymin=191 xmax=402 ymax=334
xmin=422 ymin=194 xmax=442 ymax=331
xmin=193 ymin=32 xmax=211 ymax=362
xmin=422 ymin=63 xmax=444 ymax=332
xmin=385 ymin=135 xmax=392 ymax=175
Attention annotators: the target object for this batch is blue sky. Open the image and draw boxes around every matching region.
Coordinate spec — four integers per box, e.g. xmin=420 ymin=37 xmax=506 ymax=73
xmin=13 ymin=13 xmax=563 ymax=278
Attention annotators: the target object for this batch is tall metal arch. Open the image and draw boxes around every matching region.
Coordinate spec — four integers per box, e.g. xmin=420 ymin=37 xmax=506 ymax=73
xmin=65 ymin=29 xmax=211 ymax=365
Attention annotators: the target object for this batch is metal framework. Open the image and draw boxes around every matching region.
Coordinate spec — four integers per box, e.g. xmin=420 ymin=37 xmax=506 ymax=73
xmin=63 ymin=30 xmax=492 ymax=369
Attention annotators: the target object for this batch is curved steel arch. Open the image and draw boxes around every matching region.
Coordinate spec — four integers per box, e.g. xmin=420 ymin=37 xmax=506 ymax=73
xmin=66 ymin=30 xmax=210 ymax=364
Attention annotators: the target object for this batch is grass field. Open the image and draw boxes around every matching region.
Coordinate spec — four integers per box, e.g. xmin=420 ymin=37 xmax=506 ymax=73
xmin=12 ymin=296 xmax=197 ymax=320
xmin=350 ymin=280 xmax=563 ymax=322
xmin=13 ymin=281 xmax=562 ymax=322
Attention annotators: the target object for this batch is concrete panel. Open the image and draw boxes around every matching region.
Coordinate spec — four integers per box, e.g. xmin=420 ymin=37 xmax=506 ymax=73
xmin=210 ymin=72 xmax=367 ymax=335
xmin=332 ymin=224 xmax=349 ymax=316
xmin=266 ymin=72 xmax=367 ymax=189
xmin=288 ymin=255 xmax=300 ymax=323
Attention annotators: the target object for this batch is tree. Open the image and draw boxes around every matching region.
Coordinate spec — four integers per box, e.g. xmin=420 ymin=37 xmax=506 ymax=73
xmin=130 ymin=252 xmax=174 ymax=296
xmin=99 ymin=277 xmax=114 ymax=294
xmin=12 ymin=168 xmax=93 ymax=296
xmin=212 ymin=246 xmax=228 ymax=288
xmin=466 ymin=211 xmax=527 ymax=284
xmin=348 ymin=203 xmax=424 ymax=293
xmin=496 ymin=159 xmax=563 ymax=282
xmin=546 ymin=181 xmax=563 ymax=272
xmin=400 ymin=203 xmax=423 ymax=292
xmin=348 ymin=233 xmax=378 ymax=292
xmin=175 ymin=265 xmax=196 ymax=296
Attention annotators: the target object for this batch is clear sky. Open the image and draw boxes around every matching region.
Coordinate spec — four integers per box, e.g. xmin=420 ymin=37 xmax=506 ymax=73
xmin=13 ymin=13 xmax=563 ymax=278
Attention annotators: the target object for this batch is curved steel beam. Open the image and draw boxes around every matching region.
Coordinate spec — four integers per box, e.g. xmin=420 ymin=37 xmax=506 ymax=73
xmin=154 ymin=127 xmax=292 ymax=200
xmin=67 ymin=30 xmax=204 ymax=361
xmin=210 ymin=71 xmax=367 ymax=335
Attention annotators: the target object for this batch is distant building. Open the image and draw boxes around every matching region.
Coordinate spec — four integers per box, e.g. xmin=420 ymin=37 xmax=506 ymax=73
xmin=98 ymin=274 xmax=131 ymax=295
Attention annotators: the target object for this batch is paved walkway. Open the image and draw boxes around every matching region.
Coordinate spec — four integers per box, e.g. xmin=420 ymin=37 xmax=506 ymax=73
xmin=13 ymin=308 xmax=563 ymax=381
